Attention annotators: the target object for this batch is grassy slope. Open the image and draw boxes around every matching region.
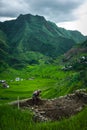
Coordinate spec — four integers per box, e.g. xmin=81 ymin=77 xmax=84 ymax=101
xmin=0 ymin=64 xmax=86 ymax=103
xmin=0 ymin=65 xmax=72 ymax=103
xmin=0 ymin=105 xmax=87 ymax=130
xmin=0 ymin=64 xmax=87 ymax=130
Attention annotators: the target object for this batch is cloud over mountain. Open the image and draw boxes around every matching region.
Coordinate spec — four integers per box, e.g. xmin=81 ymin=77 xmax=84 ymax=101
xmin=0 ymin=0 xmax=86 ymax=22
xmin=0 ymin=0 xmax=87 ymax=35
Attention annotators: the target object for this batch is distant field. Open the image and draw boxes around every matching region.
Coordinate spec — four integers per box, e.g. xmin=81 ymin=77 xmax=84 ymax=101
xmin=0 ymin=78 xmax=57 ymax=104
xmin=0 ymin=64 xmax=87 ymax=130
xmin=0 ymin=64 xmax=86 ymax=104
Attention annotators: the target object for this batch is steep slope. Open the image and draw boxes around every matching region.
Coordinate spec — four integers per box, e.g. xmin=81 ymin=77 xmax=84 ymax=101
xmin=62 ymin=39 xmax=87 ymax=73
xmin=55 ymin=26 xmax=86 ymax=43
xmin=0 ymin=30 xmax=9 ymax=71
xmin=0 ymin=14 xmax=86 ymax=68
xmin=63 ymin=39 xmax=87 ymax=61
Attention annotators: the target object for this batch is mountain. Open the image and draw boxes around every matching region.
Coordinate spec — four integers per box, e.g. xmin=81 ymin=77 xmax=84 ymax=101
xmin=55 ymin=26 xmax=86 ymax=43
xmin=63 ymin=39 xmax=87 ymax=61
xmin=0 ymin=14 xmax=86 ymax=68
xmin=0 ymin=30 xmax=9 ymax=71
xmin=62 ymin=39 xmax=87 ymax=71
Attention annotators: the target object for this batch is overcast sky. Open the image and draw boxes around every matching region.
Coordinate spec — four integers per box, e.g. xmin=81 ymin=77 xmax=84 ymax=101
xmin=0 ymin=0 xmax=87 ymax=35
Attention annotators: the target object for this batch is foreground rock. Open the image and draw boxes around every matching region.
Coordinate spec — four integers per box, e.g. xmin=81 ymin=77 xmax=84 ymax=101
xmin=10 ymin=89 xmax=87 ymax=122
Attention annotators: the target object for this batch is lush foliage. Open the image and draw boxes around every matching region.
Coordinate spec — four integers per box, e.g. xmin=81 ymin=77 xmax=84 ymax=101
xmin=0 ymin=14 xmax=87 ymax=130
xmin=0 ymin=30 xmax=9 ymax=72
xmin=0 ymin=64 xmax=87 ymax=104
xmin=0 ymin=14 xmax=86 ymax=68
xmin=0 ymin=104 xmax=87 ymax=130
xmin=0 ymin=105 xmax=33 ymax=130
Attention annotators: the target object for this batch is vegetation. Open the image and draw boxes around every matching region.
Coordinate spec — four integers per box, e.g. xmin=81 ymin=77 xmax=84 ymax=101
xmin=0 ymin=14 xmax=86 ymax=69
xmin=0 ymin=13 xmax=87 ymax=130
xmin=0 ymin=104 xmax=87 ymax=130
xmin=0 ymin=64 xmax=87 ymax=104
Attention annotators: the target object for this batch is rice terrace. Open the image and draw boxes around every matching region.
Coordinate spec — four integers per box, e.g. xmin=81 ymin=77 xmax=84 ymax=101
xmin=0 ymin=13 xmax=87 ymax=130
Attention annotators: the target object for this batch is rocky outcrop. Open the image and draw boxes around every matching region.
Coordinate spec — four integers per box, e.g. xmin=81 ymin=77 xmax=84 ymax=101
xmin=10 ymin=89 xmax=87 ymax=122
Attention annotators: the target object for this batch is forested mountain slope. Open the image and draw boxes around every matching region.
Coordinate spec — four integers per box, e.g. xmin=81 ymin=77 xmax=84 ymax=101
xmin=0 ymin=14 xmax=86 ymax=68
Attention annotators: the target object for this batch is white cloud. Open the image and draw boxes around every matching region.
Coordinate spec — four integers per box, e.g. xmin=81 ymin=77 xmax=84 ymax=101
xmin=0 ymin=0 xmax=29 ymax=17
xmin=0 ymin=0 xmax=85 ymax=19
xmin=57 ymin=1 xmax=87 ymax=35
xmin=0 ymin=0 xmax=87 ymax=35
xmin=0 ymin=17 xmax=16 ymax=22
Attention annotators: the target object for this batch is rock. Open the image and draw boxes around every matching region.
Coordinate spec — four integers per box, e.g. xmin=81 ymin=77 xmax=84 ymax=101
xmin=76 ymin=106 xmax=83 ymax=112
xmin=11 ymin=89 xmax=87 ymax=122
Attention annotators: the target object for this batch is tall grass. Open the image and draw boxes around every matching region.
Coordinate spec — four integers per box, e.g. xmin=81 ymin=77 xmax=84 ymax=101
xmin=0 ymin=105 xmax=33 ymax=130
xmin=0 ymin=105 xmax=87 ymax=130
xmin=0 ymin=65 xmax=87 ymax=130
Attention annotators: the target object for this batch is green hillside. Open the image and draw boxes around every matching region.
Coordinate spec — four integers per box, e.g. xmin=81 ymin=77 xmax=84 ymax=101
xmin=0 ymin=105 xmax=87 ymax=130
xmin=0 ymin=63 xmax=87 ymax=129
xmin=0 ymin=30 xmax=9 ymax=71
xmin=0 ymin=14 xmax=86 ymax=68
xmin=0 ymin=14 xmax=87 ymax=130
xmin=62 ymin=39 xmax=87 ymax=71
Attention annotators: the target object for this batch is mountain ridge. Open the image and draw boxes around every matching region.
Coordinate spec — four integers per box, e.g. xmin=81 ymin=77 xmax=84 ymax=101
xmin=0 ymin=14 xmax=86 ymax=69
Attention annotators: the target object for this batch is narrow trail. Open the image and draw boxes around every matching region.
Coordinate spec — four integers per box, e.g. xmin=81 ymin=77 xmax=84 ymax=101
xmin=10 ymin=89 xmax=87 ymax=122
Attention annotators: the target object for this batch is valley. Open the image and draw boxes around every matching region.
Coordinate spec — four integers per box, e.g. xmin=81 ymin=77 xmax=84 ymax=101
xmin=0 ymin=14 xmax=87 ymax=130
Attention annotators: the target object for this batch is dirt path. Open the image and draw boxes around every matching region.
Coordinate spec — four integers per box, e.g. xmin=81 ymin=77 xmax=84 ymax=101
xmin=11 ymin=89 xmax=87 ymax=121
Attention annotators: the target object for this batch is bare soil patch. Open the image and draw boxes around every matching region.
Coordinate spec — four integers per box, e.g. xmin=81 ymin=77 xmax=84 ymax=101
xmin=11 ymin=89 xmax=87 ymax=121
